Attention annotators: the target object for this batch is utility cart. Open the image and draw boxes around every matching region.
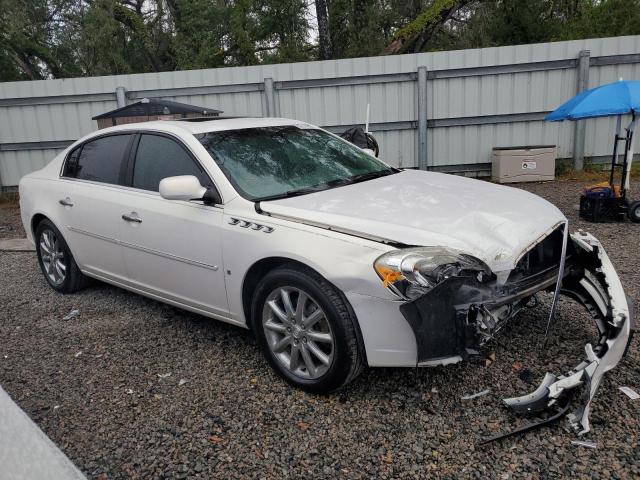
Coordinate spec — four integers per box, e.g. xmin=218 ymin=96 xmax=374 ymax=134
xmin=546 ymin=80 xmax=640 ymax=223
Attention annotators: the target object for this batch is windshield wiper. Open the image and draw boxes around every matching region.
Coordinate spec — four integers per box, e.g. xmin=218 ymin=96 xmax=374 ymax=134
xmin=255 ymin=170 xmax=397 ymax=202
xmin=347 ymin=169 xmax=398 ymax=184
xmin=256 ymin=186 xmax=326 ymax=202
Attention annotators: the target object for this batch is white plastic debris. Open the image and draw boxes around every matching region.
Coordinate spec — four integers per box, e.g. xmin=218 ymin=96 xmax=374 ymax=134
xmin=63 ymin=309 xmax=80 ymax=320
xmin=461 ymin=389 xmax=490 ymax=400
xmin=53 ymin=405 xmax=60 ymax=410
xmin=619 ymin=386 xmax=640 ymax=400
xmin=125 ymin=388 xmax=134 ymax=394
xmin=571 ymin=440 xmax=597 ymax=449
xmin=74 ymin=351 xmax=83 ymax=358
xmin=157 ymin=373 xmax=172 ymax=379
xmin=178 ymin=378 xmax=188 ymax=386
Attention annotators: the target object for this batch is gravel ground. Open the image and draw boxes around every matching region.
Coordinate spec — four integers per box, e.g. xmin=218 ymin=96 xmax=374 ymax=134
xmin=0 ymin=202 xmax=25 ymax=239
xmin=0 ymin=179 xmax=639 ymax=479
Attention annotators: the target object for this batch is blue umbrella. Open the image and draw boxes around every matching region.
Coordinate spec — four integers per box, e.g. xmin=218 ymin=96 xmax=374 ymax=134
xmin=546 ymin=79 xmax=640 ymax=121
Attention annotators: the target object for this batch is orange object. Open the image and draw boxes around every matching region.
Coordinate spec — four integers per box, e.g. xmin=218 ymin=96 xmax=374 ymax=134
xmin=583 ymin=181 xmax=621 ymax=198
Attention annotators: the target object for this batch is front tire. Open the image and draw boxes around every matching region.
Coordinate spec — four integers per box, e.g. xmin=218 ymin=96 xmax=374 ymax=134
xmin=251 ymin=265 xmax=363 ymax=393
xmin=35 ymin=219 xmax=87 ymax=293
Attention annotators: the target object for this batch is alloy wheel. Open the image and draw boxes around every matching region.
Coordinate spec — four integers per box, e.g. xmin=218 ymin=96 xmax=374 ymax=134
xmin=262 ymin=286 xmax=335 ymax=379
xmin=40 ymin=229 xmax=66 ymax=286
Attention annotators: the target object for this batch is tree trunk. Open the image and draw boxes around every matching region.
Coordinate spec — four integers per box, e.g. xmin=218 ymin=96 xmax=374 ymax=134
xmin=315 ymin=0 xmax=332 ymax=60
xmin=10 ymin=51 xmax=40 ymax=80
xmin=385 ymin=0 xmax=471 ymax=54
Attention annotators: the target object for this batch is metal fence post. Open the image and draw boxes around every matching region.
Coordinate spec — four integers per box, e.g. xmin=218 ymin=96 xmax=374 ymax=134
xmin=417 ymin=66 xmax=428 ymax=170
xmin=263 ymin=78 xmax=276 ymax=117
xmin=573 ymin=50 xmax=590 ymax=171
xmin=115 ymin=86 xmax=126 ymax=108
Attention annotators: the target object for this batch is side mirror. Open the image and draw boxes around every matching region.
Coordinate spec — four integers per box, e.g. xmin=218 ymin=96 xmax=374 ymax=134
xmin=159 ymin=175 xmax=222 ymax=205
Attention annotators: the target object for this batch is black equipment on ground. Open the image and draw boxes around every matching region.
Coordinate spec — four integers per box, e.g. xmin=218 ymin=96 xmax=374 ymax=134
xmin=579 ymin=112 xmax=639 ymax=223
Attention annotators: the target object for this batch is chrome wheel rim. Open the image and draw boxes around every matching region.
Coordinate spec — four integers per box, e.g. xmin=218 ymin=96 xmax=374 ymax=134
xmin=39 ymin=229 xmax=66 ymax=286
xmin=262 ymin=286 xmax=335 ymax=379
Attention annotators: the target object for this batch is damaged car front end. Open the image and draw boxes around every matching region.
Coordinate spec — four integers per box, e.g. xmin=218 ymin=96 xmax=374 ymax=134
xmin=375 ymin=226 xmax=634 ymax=436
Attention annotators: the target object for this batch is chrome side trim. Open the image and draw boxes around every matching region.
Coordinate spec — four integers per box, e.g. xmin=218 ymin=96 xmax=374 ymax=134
xmin=67 ymin=226 xmax=119 ymax=245
xmin=67 ymin=226 xmax=219 ymax=271
xmin=58 ymin=129 xmax=225 ymax=205
xmin=255 ymin=207 xmax=401 ymax=246
xmin=119 ymin=240 xmax=218 ymax=271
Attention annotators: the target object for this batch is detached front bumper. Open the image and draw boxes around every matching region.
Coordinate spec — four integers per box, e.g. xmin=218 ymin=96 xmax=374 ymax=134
xmin=400 ymin=231 xmax=634 ymax=434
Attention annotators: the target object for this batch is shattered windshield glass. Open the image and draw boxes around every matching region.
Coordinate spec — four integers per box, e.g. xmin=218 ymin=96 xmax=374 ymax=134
xmin=195 ymin=126 xmax=396 ymax=201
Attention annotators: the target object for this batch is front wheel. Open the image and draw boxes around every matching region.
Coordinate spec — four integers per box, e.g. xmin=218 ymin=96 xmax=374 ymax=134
xmin=251 ymin=266 xmax=363 ymax=393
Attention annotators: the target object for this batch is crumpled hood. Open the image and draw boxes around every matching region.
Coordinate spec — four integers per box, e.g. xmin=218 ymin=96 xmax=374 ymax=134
xmin=260 ymin=170 xmax=566 ymax=271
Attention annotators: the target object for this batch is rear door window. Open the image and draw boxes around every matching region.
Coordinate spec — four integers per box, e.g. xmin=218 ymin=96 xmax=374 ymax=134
xmin=131 ymin=134 xmax=210 ymax=192
xmin=63 ymin=134 xmax=132 ymax=184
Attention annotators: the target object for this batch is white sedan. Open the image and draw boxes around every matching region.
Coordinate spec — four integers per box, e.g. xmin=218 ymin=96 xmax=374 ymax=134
xmin=19 ymin=117 xmax=633 ymax=434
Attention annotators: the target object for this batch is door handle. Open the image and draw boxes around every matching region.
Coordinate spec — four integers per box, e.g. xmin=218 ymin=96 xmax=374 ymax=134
xmin=58 ymin=197 xmax=74 ymax=207
xmin=121 ymin=212 xmax=142 ymax=223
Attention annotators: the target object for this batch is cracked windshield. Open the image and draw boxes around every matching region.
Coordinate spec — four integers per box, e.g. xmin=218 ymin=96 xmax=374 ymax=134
xmin=196 ymin=126 xmax=395 ymax=200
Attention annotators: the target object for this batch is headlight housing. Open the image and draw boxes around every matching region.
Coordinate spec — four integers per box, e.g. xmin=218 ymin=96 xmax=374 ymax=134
xmin=374 ymin=247 xmax=492 ymax=300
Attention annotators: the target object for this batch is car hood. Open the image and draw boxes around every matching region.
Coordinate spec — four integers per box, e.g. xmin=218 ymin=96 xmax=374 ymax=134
xmin=259 ymin=170 xmax=566 ymax=271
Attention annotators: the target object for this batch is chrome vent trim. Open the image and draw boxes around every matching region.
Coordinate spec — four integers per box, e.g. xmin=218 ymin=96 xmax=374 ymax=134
xmin=228 ymin=217 xmax=274 ymax=233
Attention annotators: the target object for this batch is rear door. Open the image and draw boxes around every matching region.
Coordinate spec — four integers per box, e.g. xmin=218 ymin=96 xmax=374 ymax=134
xmin=57 ymin=133 xmax=134 ymax=281
xmin=118 ymin=132 xmax=229 ymax=317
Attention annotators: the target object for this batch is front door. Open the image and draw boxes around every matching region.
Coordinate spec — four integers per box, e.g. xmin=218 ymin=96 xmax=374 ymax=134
xmin=118 ymin=133 xmax=228 ymax=317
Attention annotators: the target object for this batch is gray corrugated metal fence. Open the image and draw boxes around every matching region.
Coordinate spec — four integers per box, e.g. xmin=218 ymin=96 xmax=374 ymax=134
xmin=1 ymin=35 xmax=639 ymax=188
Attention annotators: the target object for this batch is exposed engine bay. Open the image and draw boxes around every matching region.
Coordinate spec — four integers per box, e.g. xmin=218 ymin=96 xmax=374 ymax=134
xmin=398 ymin=229 xmax=634 ymax=437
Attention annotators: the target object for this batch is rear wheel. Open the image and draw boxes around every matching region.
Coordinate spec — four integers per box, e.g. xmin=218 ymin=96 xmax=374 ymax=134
xmin=251 ymin=266 xmax=363 ymax=393
xmin=35 ymin=219 xmax=87 ymax=293
xmin=628 ymin=201 xmax=640 ymax=223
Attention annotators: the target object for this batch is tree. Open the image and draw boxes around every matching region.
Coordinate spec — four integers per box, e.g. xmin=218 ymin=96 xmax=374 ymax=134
xmin=315 ymin=0 xmax=331 ymax=59
xmin=1 ymin=0 xmax=640 ymax=82
xmin=426 ymin=0 xmax=640 ymax=51
xmin=385 ymin=0 xmax=470 ymax=53
xmin=0 ymin=0 xmax=81 ymax=80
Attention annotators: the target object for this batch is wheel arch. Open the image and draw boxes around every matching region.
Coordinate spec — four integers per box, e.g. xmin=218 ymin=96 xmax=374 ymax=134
xmin=241 ymin=256 xmax=369 ymax=367
xmin=31 ymin=213 xmax=49 ymax=237
xmin=30 ymin=213 xmax=74 ymax=259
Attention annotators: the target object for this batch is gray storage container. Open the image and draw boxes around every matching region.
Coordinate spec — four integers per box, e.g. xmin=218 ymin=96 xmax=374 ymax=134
xmin=491 ymin=145 xmax=556 ymax=183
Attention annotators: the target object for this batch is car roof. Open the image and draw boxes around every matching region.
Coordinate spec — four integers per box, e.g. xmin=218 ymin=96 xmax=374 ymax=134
xmin=95 ymin=117 xmax=313 ymax=137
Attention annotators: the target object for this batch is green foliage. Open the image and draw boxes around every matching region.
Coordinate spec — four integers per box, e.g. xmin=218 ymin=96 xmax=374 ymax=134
xmin=393 ymin=0 xmax=458 ymax=41
xmin=327 ymin=0 xmax=425 ymax=58
xmin=0 ymin=0 xmax=313 ymax=81
xmin=555 ymin=158 xmax=572 ymax=177
xmin=0 ymin=0 xmax=82 ymax=80
xmin=171 ymin=0 xmax=229 ymax=70
xmin=1 ymin=0 xmax=639 ymax=81
xmin=428 ymin=0 xmax=640 ymax=51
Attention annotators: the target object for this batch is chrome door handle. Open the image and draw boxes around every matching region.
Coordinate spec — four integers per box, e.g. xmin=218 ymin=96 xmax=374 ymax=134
xmin=121 ymin=213 xmax=142 ymax=223
xmin=58 ymin=198 xmax=74 ymax=207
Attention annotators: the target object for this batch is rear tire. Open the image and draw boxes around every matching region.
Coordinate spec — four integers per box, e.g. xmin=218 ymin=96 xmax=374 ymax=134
xmin=251 ymin=265 xmax=363 ymax=393
xmin=35 ymin=219 xmax=88 ymax=293
xmin=628 ymin=201 xmax=640 ymax=223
